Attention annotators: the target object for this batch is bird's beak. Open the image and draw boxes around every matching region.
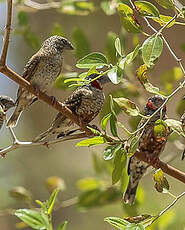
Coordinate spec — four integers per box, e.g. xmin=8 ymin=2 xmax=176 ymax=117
xmin=65 ymin=42 xmax=74 ymax=50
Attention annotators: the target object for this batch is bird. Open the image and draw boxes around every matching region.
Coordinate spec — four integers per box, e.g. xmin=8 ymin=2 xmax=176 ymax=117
xmin=7 ymin=35 xmax=74 ymax=128
xmin=0 ymin=96 xmax=15 ymax=130
xmin=33 ymin=73 xmax=110 ymax=142
xmin=123 ymin=95 xmax=169 ymax=205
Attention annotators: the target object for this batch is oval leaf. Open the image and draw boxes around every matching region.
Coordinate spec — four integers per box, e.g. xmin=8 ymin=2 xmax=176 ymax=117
xmin=113 ymin=97 xmax=140 ymax=116
xmin=104 ymin=216 xmax=130 ymax=229
xmin=76 ymin=52 xmax=108 ymax=69
xmin=15 ymin=209 xmax=49 ymax=230
xmin=142 ymin=34 xmax=163 ymax=68
xmin=135 ymin=1 xmax=160 ymax=18
xmin=76 ymin=136 xmax=106 ymax=147
xmin=118 ymin=3 xmax=142 ymax=33
xmin=101 ymin=113 xmax=112 ymax=132
xmin=115 ymin=37 xmax=122 ymax=56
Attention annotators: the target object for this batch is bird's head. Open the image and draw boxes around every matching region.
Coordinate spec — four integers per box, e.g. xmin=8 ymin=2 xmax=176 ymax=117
xmin=0 ymin=96 xmax=15 ymax=112
xmin=42 ymin=36 xmax=74 ymax=54
xmin=145 ymin=95 xmax=166 ymax=118
xmin=86 ymin=73 xmax=111 ymax=90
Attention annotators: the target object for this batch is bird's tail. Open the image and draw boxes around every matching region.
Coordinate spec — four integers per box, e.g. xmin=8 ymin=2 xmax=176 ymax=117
xmin=123 ymin=179 xmax=139 ymax=205
xmin=33 ymin=127 xmax=55 ymax=142
xmin=7 ymin=106 xmax=23 ymax=127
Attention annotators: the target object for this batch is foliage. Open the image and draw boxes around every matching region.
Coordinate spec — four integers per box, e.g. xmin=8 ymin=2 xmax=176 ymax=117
xmin=0 ymin=0 xmax=185 ymax=230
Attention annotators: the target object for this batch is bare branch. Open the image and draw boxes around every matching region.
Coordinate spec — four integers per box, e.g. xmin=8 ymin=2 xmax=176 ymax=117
xmin=150 ymin=191 xmax=185 ymax=225
xmin=0 ymin=0 xmax=12 ymax=66
xmin=0 ymin=132 xmax=88 ymax=157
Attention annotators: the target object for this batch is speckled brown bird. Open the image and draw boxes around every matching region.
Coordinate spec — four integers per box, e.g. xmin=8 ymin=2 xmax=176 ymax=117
xmin=7 ymin=36 xmax=74 ymax=127
xmin=33 ymin=73 xmax=110 ymax=142
xmin=124 ymin=95 xmax=169 ymax=204
xmin=0 ymin=96 xmax=15 ymax=130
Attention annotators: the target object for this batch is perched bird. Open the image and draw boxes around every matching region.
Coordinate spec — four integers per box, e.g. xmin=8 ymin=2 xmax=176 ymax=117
xmin=0 ymin=96 xmax=15 ymax=130
xmin=7 ymin=35 xmax=74 ymax=127
xmin=33 ymin=73 xmax=110 ymax=142
xmin=123 ymin=95 xmax=169 ymax=205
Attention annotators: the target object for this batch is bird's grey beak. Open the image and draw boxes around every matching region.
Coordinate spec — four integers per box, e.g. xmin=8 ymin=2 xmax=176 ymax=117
xmin=65 ymin=42 xmax=74 ymax=50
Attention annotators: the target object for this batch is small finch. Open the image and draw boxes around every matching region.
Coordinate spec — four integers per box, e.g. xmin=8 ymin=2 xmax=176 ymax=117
xmin=123 ymin=95 xmax=169 ymax=205
xmin=33 ymin=73 xmax=110 ymax=142
xmin=0 ymin=96 xmax=15 ymax=130
xmin=7 ymin=35 xmax=74 ymax=127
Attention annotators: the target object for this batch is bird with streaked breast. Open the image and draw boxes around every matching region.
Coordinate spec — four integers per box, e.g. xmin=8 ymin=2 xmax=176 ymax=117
xmin=7 ymin=35 xmax=74 ymax=128
xmin=123 ymin=95 xmax=170 ymax=205
xmin=33 ymin=73 xmax=110 ymax=142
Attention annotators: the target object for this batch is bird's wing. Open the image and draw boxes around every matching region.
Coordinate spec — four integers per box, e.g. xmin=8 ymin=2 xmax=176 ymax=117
xmin=16 ymin=54 xmax=42 ymax=100
xmin=63 ymin=87 xmax=86 ymax=112
xmin=22 ymin=54 xmax=41 ymax=81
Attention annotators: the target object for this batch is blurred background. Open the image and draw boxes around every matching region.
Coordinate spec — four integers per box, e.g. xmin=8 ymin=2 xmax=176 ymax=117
xmin=0 ymin=0 xmax=185 ymax=229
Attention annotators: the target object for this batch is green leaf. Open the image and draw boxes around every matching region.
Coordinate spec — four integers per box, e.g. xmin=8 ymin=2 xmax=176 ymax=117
xmin=152 ymin=14 xmax=175 ymax=28
xmin=125 ymin=223 xmax=145 ymax=230
xmin=72 ymin=27 xmax=90 ymax=59
xmin=104 ymin=216 xmax=129 ymax=229
xmin=144 ymin=82 xmax=160 ymax=94
xmin=101 ymin=113 xmax=112 ymax=132
xmin=77 ymin=177 xmax=101 ymax=191
xmin=57 ymin=221 xmax=67 ymax=230
xmin=15 ymin=209 xmax=49 ymax=230
xmin=101 ymin=1 xmax=116 ymax=15
xmin=112 ymin=149 xmax=127 ymax=184
xmin=135 ymin=1 xmax=160 ymax=18
xmin=17 ymin=11 xmax=28 ymax=26
xmin=107 ymin=66 xmax=123 ymax=84
xmin=110 ymin=114 xmax=118 ymax=137
xmin=153 ymin=169 xmax=170 ymax=193
xmin=113 ymin=97 xmax=140 ymax=116
xmin=142 ymin=34 xmax=163 ymax=68
xmin=165 ymin=119 xmax=185 ymax=137
xmin=154 ymin=0 xmax=174 ymax=9
xmin=119 ymin=44 xmax=140 ymax=69
xmin=129 ymin=136 xmax=140 ymax=155
xmin=50 ymin=23 xmax=65 ymax=36
xmin=115 ymin=37 xmax=122 ymax=57
xmin=47 ymin=188 xmax=59 ymax=215
xmin=104 ymin=144 xmax=122 ymax=161
xmin=76 ymin=136 xmax=106 ymax=147
xmin=105 ymin=32 xmax=118 ymax=64
xmin=118 ymin=3 xmax=142 ymax=33
xmin=59 ymin=0 xmax=95 ymax=15
xmin=76 ymin=52 xmax=108 ymax=69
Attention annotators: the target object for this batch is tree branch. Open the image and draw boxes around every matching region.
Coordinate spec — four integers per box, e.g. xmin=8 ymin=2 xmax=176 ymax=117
xmin=0 ymin=0 xmax=12 ymax=66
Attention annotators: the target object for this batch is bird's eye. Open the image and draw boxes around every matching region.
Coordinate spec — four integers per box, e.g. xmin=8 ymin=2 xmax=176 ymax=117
xmin=147 ymin=100 xmax=155 ymax=110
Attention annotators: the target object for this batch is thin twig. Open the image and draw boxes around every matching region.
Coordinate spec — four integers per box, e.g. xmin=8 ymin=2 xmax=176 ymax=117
xmin=150 ymin=191 xmax=185 ymax=225
xmin=0 ymin=132 xmax=88 ymax=157
xmin=0 ymin=0 xmax=12 ymax=66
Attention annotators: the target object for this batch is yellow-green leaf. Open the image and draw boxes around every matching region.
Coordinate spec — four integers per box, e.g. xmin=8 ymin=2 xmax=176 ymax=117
xmin=76 ymin=137 xmax=106 ymax=147
xmin=135 ymin=1 xmax=160 ymax=18
xmin=142 ymin=34 xmax=163 ymax=68
xmin=113 ymin=97 xmax=140 ymax=116
xmin=118 ymin=3 xmax=142 ymax=33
